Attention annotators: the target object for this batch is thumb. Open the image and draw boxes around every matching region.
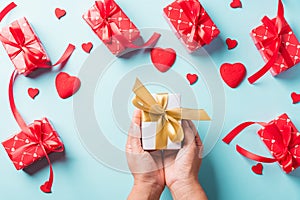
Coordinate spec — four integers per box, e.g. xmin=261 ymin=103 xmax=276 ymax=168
xmin=181 ymin=120 xmax=196 ymax=147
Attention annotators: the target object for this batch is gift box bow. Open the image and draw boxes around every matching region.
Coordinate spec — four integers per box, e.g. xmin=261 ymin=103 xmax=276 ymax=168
xmin=0 ymin=21 xmax=48 ymax=71
xmin=223 ymin=114 xmax=300 ymax=173
xmin=8 ymin=119 xmax=64 ymax=162
xmin=177 ymin=0 xmax=213 ymax=44
xmin=92 ymin=0 xmax=121 ymax=43
xmin=132 ymin=78 xmax=210 ymax=149
xmin=248 ymin=0 xmax=295 ymax=84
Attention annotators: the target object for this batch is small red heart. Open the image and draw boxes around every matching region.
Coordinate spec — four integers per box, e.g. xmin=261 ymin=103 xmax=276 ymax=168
xmin=186 ymin=73 xmax=198 ymax=85
xmin=252 ymin=163 xmax=263 ymax=175
xmin=230 ymin=0 xmax=242 ymax=8
xmin=226 ymin=38 xmax=238 ymax=50
xmin=82 ymin=42 xmax=93 ymax=53
xmin=55 ymin=72 xmax=81 ymax=99
xmin=28 ymin=88 xmax=39 ymax=99
xmin=220 ymin=63 xmax=246 ymax=88
xmin=40 ymin=181 xmax=52 ymax=193
xmin=55 ymin=8 xmax=66 ymax=19
xmin=291 ymin=92 xmax=300 ymax=104
xmin=150 ymin=47 xmax=176 ymax=72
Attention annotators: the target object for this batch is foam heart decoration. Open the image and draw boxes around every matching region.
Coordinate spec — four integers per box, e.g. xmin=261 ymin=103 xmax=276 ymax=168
xmin=226 ymin=38 xmax=238 ymax=50
xmin=252 ymin=163 xmax=263 ymax=175
xmin=28 ymin=88 xmax=39 ymax=99
xmin=55 ymin=8 xmax=66 ymax=19
xmin=186 ymin=73 xmax=198 ymax=85
xmin=220 ymin=63 xmax=246 ymax=88
xmin=82 ymin=42 xmax=93 ymax=53
xmin=230 ymin=0 xmax=242 ymax=8
xmin=150 ymin=47 xmax=176 ymax=72
xmin=40 ymin=181 xmax=52 ymax=193
xmin=55 ymin=72 xmax=81 ymax=99
xmin=291 ymin=92 xmax=300 ymax=104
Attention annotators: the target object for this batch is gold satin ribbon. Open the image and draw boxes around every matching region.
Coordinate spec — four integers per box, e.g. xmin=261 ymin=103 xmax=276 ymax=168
xmin=132 ymin=78 xmax=211 ymax=149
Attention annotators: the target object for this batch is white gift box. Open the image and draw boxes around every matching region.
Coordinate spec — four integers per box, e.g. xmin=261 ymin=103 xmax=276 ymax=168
xmin=141 ymin=93 xmax=182 ymax=150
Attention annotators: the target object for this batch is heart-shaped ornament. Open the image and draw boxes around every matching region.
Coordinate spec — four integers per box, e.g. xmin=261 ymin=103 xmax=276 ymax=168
xmin=40 ymin=181 xmax=52 ymax=193
xmin=291 ymin=92 xmax=300 ymax=104
xmin=226 ymin=38 xmax=238 ymax=50
xmin=186 ymin=73 xmax=198 ymax=85
xmin=28 ymin=88 xmax=39 ymax=99
xmin=230 ymin=0 xmax=242 ymax=8
xmin=220 ymin=63 xmax=246 ymax=88
xmin=150 ymin=47 xmax=176 ymax=72
xmin=82 ymin=42 xmax=93 ymax=53
xmin=55 ymin=72 xmax=81 ymax=99
xmin=55 ymin=8 xmax=66 ymax=19
xmin=252 ymin=163 xmax=263 ymax=175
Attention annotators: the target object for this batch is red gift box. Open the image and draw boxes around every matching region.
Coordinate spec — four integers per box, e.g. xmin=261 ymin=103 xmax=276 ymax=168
xmin=248 ymin=0 xmax=300 ymax=84
xmin=2 ymin=118 xmax=64 ymax=170
xmin=163 ymin=0 xmax=220 ymax=52
xmin=83 ymin=0 xmax=141 ymax=55
xmin=0 ymin=17 xmax=51 ymax=76
xmin=223 ymin=113 xmax=300 ymax=173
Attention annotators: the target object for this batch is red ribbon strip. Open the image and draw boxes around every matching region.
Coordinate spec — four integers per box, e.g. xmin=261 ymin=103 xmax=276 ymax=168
xmin=177 ymin=0 xmax=212 ymax=45
xmin=9 ymin=71 xmax=65 ymax=193
xmin=93 ymin=0 xmax=161 ymax=51
xmin=223 ymin=120 xmax=300 ymax=172
xmin=0 ymin=2 xmax=17 ymax=22
xmin=248 ymin=0 xmax=294 ymax=84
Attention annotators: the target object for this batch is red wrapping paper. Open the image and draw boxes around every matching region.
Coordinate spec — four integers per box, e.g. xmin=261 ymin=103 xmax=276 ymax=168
xmin=163 ymin=0 xmax=220 ymax=52
xmin=0 ymin=17 xmax=50 ymax=76
xmin=251 ymin=17 xmax=300 ymax=76
xmin=2 ymin=118 xmax=64 ymax=170
xmin=83 ymin=0 xmax=140 ymax=55
xmin=223 ymin=113 xmax=300 ymax=173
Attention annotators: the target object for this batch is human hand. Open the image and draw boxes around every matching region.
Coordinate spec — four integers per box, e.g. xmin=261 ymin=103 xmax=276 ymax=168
xmin=126 ymin=110 xmax=165 ymax=200
xmin=164 ymin=120 xmax=207 ymax=200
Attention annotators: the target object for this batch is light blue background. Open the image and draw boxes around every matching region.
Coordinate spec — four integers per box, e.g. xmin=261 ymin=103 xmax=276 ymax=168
xmin=0 ymin=0 xmax=300 ymax=199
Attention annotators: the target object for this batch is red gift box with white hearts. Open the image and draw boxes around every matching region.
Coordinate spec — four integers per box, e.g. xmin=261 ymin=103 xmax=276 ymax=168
xmin=251 ymin=18 xmax=300 ymax=76
xmin=163 ymin=0 xmax=220 ymax=52
xmin=223 ymin=113 xmax=300 ymax=173
xmin=2 ymin=118 xmax=64 ymax=170
xmin=0 ymin=17 xmax=50 ymax=76
xmin=83 ymin=0 xmax=140 ymax=55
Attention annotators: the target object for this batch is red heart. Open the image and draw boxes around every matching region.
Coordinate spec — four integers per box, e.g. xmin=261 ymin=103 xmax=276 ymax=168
xmin=226 ymin=38 xmax=238 ymax=50
xmin=291 ymin=92 xmax=300 ymax=104
xmin=82 ymin=42 xmax=93 ymax=53
xmin=220 ymin=63 xmax=246 ymax=88
xmin=230 ymin=0 xmax=242 ymax=8
xmin=150 ymin=47 xmax=176 ymax=72
xmin=55 ymin=8 xmax=66 ymax=19
xmin=28 ymin=88 xmax=39 ymax=99
xmin=40 ymin=181 xmax=52 ymax=193
xmin=55 ymin=72 xmax=81 ymax=99
xmin=252 ymin=163 xmax=263 ymax=175
xmin=186 ymin=73 xmax=198 ymax=85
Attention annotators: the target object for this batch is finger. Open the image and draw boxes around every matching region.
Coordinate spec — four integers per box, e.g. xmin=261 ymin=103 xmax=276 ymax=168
xmin=126 ymin=110 xmax=143 ymax=153
xmin=182 ymin=120 xmax=196 ymax=147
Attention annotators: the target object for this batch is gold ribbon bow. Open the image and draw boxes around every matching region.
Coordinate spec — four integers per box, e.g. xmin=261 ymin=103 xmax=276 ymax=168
xmin=132 ymin=78 xmax=211 ymax=149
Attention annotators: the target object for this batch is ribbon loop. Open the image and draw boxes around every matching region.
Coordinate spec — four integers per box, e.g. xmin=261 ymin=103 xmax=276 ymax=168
xmin=132 ymin=78 xmax=210 ymax=149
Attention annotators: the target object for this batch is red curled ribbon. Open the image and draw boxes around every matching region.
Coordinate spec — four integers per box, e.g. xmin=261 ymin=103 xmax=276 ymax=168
xmin=9 ymin=70 xmax=64 ymax=193
xmin=223 ymin=119 xmax=300 ymax=173
xmin=92 ymin=0 xmax=161 ymax=51
xmin=177 ymin=0 xmax=213 ymax=45
xmin=0 ymin=3 xmax=73 ymax=192
xmin=248 ymin=0 xmax=294 ymax=84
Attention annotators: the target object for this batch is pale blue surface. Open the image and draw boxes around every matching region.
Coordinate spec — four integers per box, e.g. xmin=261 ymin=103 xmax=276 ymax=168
xmin=0 ymin=0 xmax=300 ymax=199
